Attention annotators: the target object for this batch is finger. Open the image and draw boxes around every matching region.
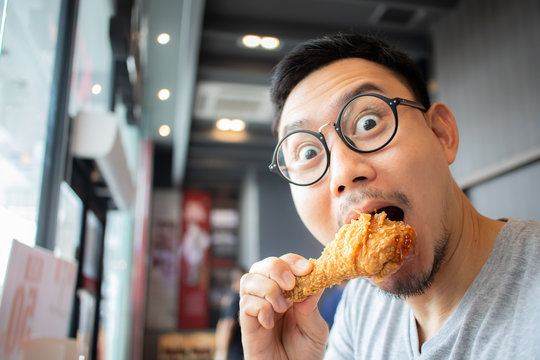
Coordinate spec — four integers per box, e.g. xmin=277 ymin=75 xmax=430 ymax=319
xmin=279 ymin=253 xmax=313 ymax=276
xmin=239 ymin=293 xmax=276 ymax=330
xmin=249 ymin=256 xmax=297 ymax=290
xmin=240 ymin=273 xmax=291 ymax=313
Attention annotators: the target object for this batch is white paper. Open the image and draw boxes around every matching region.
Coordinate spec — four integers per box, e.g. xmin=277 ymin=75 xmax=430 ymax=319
xmin=0 ymin=240 xmax=77 ymax=360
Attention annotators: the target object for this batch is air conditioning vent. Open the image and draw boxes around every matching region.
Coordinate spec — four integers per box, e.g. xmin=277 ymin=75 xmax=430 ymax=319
xmin=371 ymin=5 xmax=424 ymax=27
xmin=194 ymin=81 xmax=273 ymax=124
xmin=215 ymin=98 xmax=262 ymax=114
xmin=379 ymin=7 xmax=416 ymax=25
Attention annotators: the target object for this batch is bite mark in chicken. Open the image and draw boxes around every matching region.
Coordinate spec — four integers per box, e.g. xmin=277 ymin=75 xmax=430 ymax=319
xmin=284 ymin=211 xmax=416 ymax=302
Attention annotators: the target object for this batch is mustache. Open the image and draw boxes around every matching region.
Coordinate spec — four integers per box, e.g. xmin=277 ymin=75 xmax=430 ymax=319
xmin=337 ymin=188 xmax=411 ymax=227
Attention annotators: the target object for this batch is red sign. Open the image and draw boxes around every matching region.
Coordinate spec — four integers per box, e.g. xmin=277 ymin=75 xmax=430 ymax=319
xmin=177 ymin=191 xmax=211 ymax=329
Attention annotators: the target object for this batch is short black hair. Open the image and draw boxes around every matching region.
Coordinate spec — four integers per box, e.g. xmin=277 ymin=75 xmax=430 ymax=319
xmin=270 ymin=33 xmax=431 ymax=137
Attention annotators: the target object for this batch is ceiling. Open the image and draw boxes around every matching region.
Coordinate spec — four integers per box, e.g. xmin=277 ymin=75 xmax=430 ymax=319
xmin=139 ymin=0 xmax=460 ymax=193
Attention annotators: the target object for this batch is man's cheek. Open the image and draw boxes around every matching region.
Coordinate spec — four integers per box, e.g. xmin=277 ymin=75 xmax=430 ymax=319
xmin=292 ymin=189 xmax=327 ymax=239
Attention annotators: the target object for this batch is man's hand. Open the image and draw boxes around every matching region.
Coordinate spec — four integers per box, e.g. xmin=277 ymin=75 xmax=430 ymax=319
xmin=239 ymin=253 xmax=329 ymax=359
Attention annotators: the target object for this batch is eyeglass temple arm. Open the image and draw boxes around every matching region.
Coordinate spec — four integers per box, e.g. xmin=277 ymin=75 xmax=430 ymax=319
xmin=397 ymin=98 xmax=427 ymax=111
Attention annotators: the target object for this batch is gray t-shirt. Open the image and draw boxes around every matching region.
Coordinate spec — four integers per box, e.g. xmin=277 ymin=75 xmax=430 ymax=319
xmin=325 ymin=218 xmax=540 ymax=359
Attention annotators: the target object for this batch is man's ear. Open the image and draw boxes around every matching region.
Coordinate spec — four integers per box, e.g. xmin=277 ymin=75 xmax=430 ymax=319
xmin=425 ymin=103 xmax=459 ymax=165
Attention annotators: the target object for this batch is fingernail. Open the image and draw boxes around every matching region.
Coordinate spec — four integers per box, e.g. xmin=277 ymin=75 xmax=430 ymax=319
xmin=296 ymin=258 xmax=310 ymax=271
xmin=281 ymin=270 xmax=295 ymax=288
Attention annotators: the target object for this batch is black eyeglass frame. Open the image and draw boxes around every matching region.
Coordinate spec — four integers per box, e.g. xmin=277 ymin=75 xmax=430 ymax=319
xmin=268 ymin=93 xmax=427 ymax=186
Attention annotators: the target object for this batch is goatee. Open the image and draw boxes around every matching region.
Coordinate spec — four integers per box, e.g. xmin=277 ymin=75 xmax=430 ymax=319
xmin=381 ymin=222 xmax=450 ymax=299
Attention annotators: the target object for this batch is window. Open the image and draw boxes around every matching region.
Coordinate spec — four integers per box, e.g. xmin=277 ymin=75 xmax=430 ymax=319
xmin=0 ymin=0 xmax=62 ymax=285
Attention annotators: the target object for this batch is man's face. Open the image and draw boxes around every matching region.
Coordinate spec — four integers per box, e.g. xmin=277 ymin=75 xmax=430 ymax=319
xmin=278 ymin=58 xmax=456 ymax=293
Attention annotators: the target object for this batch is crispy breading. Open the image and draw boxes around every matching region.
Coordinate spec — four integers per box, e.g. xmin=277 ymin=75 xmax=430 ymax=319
xmin=284 ymin=212 xmax=416 ymax=302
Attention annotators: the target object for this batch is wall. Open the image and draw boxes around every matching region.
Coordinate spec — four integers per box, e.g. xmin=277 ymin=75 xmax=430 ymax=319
xmin=257 ymin=169 xmax=323 ymax=262
xmin=239 ymin=168 xmax=260 ymax=269
xmin=239 ymin=167 xmax=322 ymax=268
xmin=431 ymin=0 xmax=540 ymax=221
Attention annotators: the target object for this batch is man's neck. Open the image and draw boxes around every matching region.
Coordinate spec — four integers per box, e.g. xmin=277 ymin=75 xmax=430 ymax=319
xmin=405 ymin=184 xmax=505 ymax=347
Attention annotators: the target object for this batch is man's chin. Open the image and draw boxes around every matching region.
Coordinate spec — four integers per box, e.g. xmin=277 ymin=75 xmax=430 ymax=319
xmin=368 ymin=275 xmax=401 ymax=294
xmin=369 ymin=220 xmax=449 ymax=299
xmin=368 ymin=269 xmax=434 ymax=299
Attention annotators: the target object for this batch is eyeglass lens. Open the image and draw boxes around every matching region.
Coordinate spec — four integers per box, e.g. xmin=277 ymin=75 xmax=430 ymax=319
xmin=276 ymin=95 xmax=396 ymax=185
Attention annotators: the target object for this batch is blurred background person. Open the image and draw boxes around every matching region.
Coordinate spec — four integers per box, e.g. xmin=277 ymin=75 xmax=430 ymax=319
xmin=214 ymin=267 xmax=245 ymax=360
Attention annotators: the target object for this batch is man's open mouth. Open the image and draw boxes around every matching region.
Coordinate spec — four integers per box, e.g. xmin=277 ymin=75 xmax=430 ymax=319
xmin=371 ymin=206 xmax=405 ymax=222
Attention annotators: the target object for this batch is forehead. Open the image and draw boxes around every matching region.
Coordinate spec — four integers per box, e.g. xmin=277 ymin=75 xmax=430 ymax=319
xmin=278 ymin=58 xmax=412 ymax=137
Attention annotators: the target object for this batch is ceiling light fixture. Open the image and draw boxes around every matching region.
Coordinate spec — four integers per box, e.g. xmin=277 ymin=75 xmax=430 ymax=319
xmin=241 ymin=34 xmax=280 ymax=50
xmin=216 ymin=118 xmax=231 ymax=131
xmin=230 ymin=119 xmax=246 ymax=132
xmin=91 ymin=84 xmax=102 ymax=95
xmin=241 ymin=35 xmax=261 ymax=48
xmin=158 ymin=124 xmax=171 ymax=137
xmin=216 ymin=118 xmax=246 ymax=132
xmin=158 ymin=88 xmax=170 ymax=100
xmin=157 ymin=33 xmax=170 ymax=44
xmin=261 ymin=37 xmax=280 ymax=50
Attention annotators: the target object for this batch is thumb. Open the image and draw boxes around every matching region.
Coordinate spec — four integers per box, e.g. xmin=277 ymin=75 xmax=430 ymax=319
xmin=294 ymin=291 xmax=323 ymax=317
xmin=282 ymin=291 xmax=329 ymax=357
xmin=292 ymin=291 xmax=328 ymax=340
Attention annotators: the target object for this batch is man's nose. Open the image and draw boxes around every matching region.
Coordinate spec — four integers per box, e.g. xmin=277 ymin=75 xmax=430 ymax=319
xmin=323 ymin=129 xmax=376 ymax=196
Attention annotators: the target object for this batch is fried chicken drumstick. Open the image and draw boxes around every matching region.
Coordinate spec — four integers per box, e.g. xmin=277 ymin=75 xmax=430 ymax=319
xmin=284 ymin=211 xmax=416 ymax=302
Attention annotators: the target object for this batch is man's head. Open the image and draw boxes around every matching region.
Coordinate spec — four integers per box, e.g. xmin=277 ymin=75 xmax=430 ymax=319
xmin=270 ymin=33 xmax=431 ymax=137
xmin=269 ymin=33 xmax=460 ymax=298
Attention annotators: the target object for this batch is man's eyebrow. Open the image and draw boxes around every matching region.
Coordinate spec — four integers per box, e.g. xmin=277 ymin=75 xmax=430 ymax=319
xmin=279 ymin=83 xmax=384 ymax=138
xmin=330 ymin=82 xmax=385 ymax=109
xmin=281 ymin=119 xmax=307 ymax=137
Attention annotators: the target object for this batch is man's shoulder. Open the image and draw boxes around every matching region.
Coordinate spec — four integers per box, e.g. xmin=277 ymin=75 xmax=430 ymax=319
xmin=497 ymin=218 xmax=540 ymax=258
xmin=501 ymin=218 xmax=540 ymax=237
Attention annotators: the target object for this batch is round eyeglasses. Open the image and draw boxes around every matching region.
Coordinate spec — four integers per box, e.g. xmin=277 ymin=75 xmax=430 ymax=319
xmin=269 ymin=93 xmax=426 ymax=186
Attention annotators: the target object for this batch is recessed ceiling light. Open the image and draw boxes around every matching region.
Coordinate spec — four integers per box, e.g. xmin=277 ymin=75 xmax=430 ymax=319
xmin=158 ymin=124 xmax=171 ymax=137
xmin=261 ymin=37 xmax=279 ymax=50
xmin=158 ymin=88 xmax=170 ymax=100
xmin=157 ymin=33 xmax=170 ymax=45
xmin=241 ymin=34 xmax=280 ymax=50
xmin=242 ymin=35 xmax=261 ymax=48
xmin=216 ymin=118 xmax=246 ymax=132
xmin=91 ymin=84 xmax=102 ymax=95
xmin=216 ymin=118 xmax=231 ymax=131
xmin=230 ymin=119 xmax=246 ymax=132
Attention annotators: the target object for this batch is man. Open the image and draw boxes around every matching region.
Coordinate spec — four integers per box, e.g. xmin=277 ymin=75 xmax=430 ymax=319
xmin=215 ymin=267 xmax=245 ymax=360
xmin=238 ymin=33 xmax=540 ymax=359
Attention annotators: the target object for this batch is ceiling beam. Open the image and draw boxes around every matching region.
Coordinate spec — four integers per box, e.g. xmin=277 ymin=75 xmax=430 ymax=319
xmin=200 ymin=22 xmax=431 ymax=61
xmin=329 ymin=0 xmax=460 ymax=11
xmin=198 ymin=65 xmax=272 ymax=85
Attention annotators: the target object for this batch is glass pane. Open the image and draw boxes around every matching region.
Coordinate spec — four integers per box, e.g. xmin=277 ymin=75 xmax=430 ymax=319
xmin=0 ymin=0 xmax=7 ymax=58
xmin=101 ymin=210 xmax=133 ymax=360
xmin=0 ymin=0 xmax=62 ymax=275
xmin=69 ymin=0 xmax=113 ymax=115
xmin=76 ymin=210 xmax=103 ymax=359
xmin=82 ymin=211 xmax=103 ymax=289
xmin=54 ymin=182 xmax=83 ymax=260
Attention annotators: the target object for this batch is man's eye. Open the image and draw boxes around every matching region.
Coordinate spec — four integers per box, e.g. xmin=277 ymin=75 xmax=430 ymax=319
xmin=298 ymin=145 xmax=320 ymax=161
xmin=356 ymin=115 xmax=380 ymax=132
